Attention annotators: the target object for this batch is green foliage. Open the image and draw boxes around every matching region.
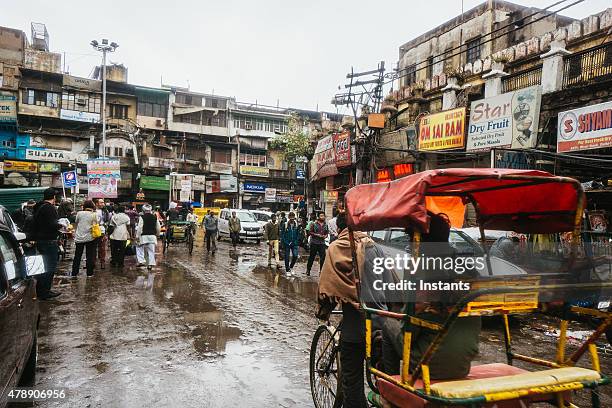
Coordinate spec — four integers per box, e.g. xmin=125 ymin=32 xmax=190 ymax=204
xmin=269 ymin=113 xmax=314 ymax=160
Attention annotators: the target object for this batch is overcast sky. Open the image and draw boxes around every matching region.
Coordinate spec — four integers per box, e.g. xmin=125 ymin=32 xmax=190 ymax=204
xmin=5 ymin=0 xmax=610 ymax=113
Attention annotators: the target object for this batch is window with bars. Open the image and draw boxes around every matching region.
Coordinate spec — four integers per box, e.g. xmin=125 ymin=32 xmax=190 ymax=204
xmin=427 ymin=56 xmax=434 ymax=79
xmin=22 ymin=89 xmax=59 ymax=108
xmin=465 ymin=37 xmax=481 ymax=64
xmin=105 ymin=147 xmax=125 ymax=157
xmin=62 ymin=91 xmax=101 ymax=113
xmin=239 ymin=152 xmax=267 ymax=167
xmin=211 ymin=148 xmax=232 ymax=164
xmin=109 ymin=104 xmax=128 ymax=119
xmin=175 ymin=93 xmax=202 ymax=106
xmin=443 ymin=47 xmax=454 ymax=73
xmin=234 ymin=116 xmax=287 ymax=133
xmin=138 ymin=101 xmax=167 ymax=118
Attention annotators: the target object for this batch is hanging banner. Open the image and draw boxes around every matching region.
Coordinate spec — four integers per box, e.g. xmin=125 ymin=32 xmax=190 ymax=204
xmin=557 ymin=101 xmax=612 ymax=153
xmin=140 ymin=175 xmax=170 ymax=191
xmin=333 ymin=131 xmax=351 ymax=168
xmin=3 ymin=160 xmax=38 ymax=173
xmin=220 ymin=175 xmax=237 ymax=192
xmin=192 ymin=175 xmax=206 ymax=190
xmin=418 ymin=107 xmax=466 ymax=151
xmin=240 ymin=165 xmax=269 ymax=177
xmin=0 ymin=95 xmax=17 ymax=123
xmin=492 ymin=149 xmax=535 ymax=169
xmin=39 ymin=162 xmax=61 ymax=173
xmin=467 ymin=85 xmax=541 ymax=151
xmin=264 ymin=188 xmax=277 ymax=202
xmin=87 ymin=159 xmax=120 ymax=199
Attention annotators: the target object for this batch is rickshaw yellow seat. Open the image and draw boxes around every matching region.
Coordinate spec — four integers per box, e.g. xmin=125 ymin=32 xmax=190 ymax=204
xmin=430 ymin=366 xmax=600 ymax=399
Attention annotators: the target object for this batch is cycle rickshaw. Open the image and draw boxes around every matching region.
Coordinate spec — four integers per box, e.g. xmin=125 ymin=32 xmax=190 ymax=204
xmin=162 ymin=220 xmax=196 ymax=255
xmin=310 ymin=168 xmax=612 ymax=408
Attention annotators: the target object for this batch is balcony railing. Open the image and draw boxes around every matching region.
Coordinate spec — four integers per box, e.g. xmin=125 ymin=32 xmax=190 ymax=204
xmin=502 ymin=65 xmax=542 ymax=93
xmin=563 ymin=41 xmax=612 ymax=89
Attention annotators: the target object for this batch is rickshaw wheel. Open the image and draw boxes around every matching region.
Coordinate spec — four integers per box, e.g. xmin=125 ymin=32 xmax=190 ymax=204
xmin=310 ymin=325 xmax=343 ymax=408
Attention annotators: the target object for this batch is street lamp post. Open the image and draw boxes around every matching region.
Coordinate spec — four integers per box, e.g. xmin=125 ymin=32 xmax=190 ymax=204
xmin=90 ymin=39 xmax=118 ymax=158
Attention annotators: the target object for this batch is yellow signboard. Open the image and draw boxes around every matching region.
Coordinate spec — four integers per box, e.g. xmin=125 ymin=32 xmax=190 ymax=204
xmin=418 ymin=107 xmax=466 ymax=151
xmin=3 ymin=160 xmax=38 ymax=173
xmin=240 ymin=165 xmax=269 ymax=177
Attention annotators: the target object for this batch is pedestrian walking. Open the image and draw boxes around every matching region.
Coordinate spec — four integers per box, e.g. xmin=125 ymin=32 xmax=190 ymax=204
xmin=228 ymin=211 xmax=241 ymax=249
xmin=203 ymin=210 xmax=218 ymax=254
xmin=264 ymin=214 xmax=281 ymax=267
xmin=31 ymin=188 xmax=62 ymax=299
xmin=109 ymin=205 xmax=131 ymax=268
xmin=71 ymin=200 xmax=98 ymax=278
xmin=281 ymin=212 xmax=300 ymax=275
xmin=95 ymin=198 xmax=111 ymax=270
xmin=12 ymin=199 xmax=35 ymax=231
xmin=328 ymin=212 xmax=339 ymax=243
xmin=306 ymin=211 xmax=329 ymax=276
xmin=136 ymin=204 xmax=161 ymax=270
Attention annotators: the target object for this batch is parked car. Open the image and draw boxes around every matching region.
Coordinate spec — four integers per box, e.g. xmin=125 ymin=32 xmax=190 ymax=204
xmin=0 ymin=205 xmax=27 ymax=242
xmin=251 ymin=210 xmax=273 ymax=227
xmin=0 ymin=221 xmax=46 ymax=407
xmin=217 ymin=209 xmax=264 ymax=243
xmin=368 ymin=227 xmax=526 ymax=277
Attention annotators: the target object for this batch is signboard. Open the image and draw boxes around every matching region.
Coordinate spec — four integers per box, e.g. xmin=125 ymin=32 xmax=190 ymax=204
xmin=333 ymin=131 xmax=351 ymax=168
xmin=0 ymin=162 xmax=3 ymax=175
xmin=312 ymin=135 xmax=338 ymax=180
xmin=210 ymin=162 xmax=233 ymax=174
xmin=140 ymin=175 xmax=170 ymax=191
xmin=0 ymin=95 xmax=17 ymax=123
xmin=25 ymin=148 xmax=87 ymax=163
xmin=63 ymin=75 xmax=102 ymax=91
xmin=148 ymin=157 xmax=174 ymax=169
xmin=322 ymin=190 xmax=338 ymax=201
xmin=192 ymin=175 xmax=206 ymax=190
xmin=467 ymin=85 xmax=541 ymax=151
xmin=60 ymin=109 xmax=100 ymax=124
xmin=240 ymin=165 xmax=269 ymax=177
xmin=276 ymin=190 xmax=293 ymax=203
xmin=378 ymin=127 xmax=416 ymax=167
xmin=244 ymin=182 xmax=266 ymax=194
xmin=376 ymin=168 xmax=392 ymax=183
xmin=368 ymin=113 xmax=385 ymax=129
xmin=267 ymin=151 xmax=287 ymax=171
xmin=39 ymin=162 xmax=61 ymax=173
xmin=296 ymin=169 xmax=305 ymax=179
xmin=418 ymin=107 xmax=466 ymax=151
xmin=393 ymin=163 xmax=414 ymax=178
xmin=557 ymin=101 xmax=612 ymax=153
xmin=3 ymin=160 xmax=38 ymax=173
xmin=62 ymin=170 xmax=78 ymax=187
xmin=220 ymin=175 xmax=237 ymax=192
xmin=87 ymin=159 xmax=120 ymax=199
xmin=265 ymin=188 xmax=277 ymax=202
xmin=492 ymin=149 xmax=534 ymax=169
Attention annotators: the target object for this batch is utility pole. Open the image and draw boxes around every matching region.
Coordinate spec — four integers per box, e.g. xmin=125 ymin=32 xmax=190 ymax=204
xmin=91 ymin=39 xmax=119 ymax=158
xmin=235 ymin=131 xmax=241 ymax=209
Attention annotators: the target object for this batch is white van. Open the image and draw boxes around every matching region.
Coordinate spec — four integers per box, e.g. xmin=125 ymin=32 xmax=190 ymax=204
xmin=218 ymin=208 xmax=264 ymax=243
xmin=251 ymin=210 xmax=273 ymax=228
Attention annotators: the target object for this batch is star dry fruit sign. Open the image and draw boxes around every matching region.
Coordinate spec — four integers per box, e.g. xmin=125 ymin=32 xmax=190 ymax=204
xmin=418 ymin=107 xmax=466 ymax=151
xmin=557 ymin=101 xmax=612 ymax=153
xmin=467 ymin=86 xmax=541 ymax=151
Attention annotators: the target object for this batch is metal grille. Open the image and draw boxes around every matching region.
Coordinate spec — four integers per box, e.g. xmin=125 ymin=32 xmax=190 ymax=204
xmin=563 ymin=42 xmax=612 ymax=89
xmin=502 ymin=65 xmax=542 ymax=93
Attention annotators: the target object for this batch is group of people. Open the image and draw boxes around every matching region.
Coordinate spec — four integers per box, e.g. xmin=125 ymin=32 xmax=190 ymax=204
xmin=14 ymin=188 xmax=166 ymax=300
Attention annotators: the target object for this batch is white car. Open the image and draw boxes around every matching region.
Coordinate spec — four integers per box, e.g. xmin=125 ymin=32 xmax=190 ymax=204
xmin=251 ymin=210 xmax=273 ymax=228
xmin=218 ymin=209 xmax=264 ymax=243
xmin=0 ymin=205 xmax=27 ymax=241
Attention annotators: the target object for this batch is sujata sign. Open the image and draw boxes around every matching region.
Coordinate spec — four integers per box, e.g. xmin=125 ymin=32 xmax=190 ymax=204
xmin=418 ymin=108 xmax=466 ymax=151
xmin=26 ymin=148 xmax=87 ymax=163
xmin=333 ymin=131 xmax=351 ymax=168
xmin=557 ymin=101 xmax=612 ymax=153
xmin=467 ymin=86 xmax=541 ymax=151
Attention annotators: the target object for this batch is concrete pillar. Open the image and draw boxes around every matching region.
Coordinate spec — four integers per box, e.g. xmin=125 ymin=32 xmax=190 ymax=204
xmin=482 ymin=62 xmax=507 ymax=98
xmin=442 ymin=76 xmax=462 ymax=110
xmin=540 ymin=40 xmax=571 ymax=94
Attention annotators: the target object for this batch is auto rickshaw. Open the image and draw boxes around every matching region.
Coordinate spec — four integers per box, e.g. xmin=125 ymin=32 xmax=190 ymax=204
xmin=310 ymin=168 xmax=612 ymax=408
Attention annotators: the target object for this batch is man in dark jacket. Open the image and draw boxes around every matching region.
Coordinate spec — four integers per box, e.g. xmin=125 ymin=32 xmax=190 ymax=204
xmin=264 ymin=214 xmax=280 ymax=267
xmin=12 ymin=199 xmax=35 ymax=231
xmin=281 ymin=212 xmax=300 ymax=275
xmin=32 ymin=188 xmax=62 ymax=300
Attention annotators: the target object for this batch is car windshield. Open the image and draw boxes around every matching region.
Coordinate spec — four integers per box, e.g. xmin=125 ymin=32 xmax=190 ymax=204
xmin=236 ymin=212 xmax=256 ymax=222
xmin=254 ymin=213 xmax=270 ymax=222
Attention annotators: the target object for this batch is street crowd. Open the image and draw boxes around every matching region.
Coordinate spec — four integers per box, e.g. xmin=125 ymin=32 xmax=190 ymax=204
xmin=12 ymin=187 xmax=344 ymax=300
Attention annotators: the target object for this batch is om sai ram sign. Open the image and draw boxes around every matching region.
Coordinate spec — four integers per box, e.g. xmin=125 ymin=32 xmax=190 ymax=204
xmin=467 ymin=86 xmax=541 ymax=151
xmin=418 ymin=107 xmax=466 ymax=151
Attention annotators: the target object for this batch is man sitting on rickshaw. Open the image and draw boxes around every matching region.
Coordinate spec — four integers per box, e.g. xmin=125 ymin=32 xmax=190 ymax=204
xmin=381 ymin=214 xmax=481 ymax=380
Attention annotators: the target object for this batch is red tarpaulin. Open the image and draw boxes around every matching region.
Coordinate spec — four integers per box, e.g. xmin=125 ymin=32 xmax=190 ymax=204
xmin=345 ymin=168 xmax=583 ymax=234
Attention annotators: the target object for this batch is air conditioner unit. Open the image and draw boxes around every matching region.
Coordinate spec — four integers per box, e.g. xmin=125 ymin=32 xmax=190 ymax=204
xmin=156 ymin=119 xmax=164 ymax=127
xmin=76 ymin=99 xmax=86 ymax=105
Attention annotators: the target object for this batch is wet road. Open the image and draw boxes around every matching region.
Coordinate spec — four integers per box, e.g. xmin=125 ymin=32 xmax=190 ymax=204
xmin=34 ymin=231 xmax=612 ymax=407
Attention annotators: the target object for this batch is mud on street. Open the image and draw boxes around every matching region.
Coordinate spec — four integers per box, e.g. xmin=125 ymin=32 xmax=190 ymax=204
xmin=33 ymin=231 xmax=612 ymax=407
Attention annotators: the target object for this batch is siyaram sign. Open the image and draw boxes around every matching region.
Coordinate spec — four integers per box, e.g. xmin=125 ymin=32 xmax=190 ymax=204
xmin=26 ymin=148 xmax=88 ymax=163
xmin=558 ymin=101 xmax=612 ymax=153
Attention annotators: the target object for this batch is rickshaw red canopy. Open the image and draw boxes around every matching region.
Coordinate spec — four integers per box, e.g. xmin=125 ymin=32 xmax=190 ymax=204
xmin=345 ymin=168 xmax=583 ymax=233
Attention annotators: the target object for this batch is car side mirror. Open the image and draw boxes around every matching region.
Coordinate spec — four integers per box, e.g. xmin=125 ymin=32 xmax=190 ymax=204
xmin=25 ymin=255 xmax=46 ymax=277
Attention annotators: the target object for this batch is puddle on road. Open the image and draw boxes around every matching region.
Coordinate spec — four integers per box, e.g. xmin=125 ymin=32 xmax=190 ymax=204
xmin=251 ymin=264 xmax=319 ymax=300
